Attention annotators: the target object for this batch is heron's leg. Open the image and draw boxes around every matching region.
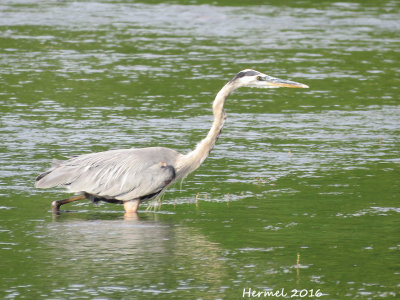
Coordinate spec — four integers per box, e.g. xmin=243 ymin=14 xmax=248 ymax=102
xmin=52 ymin=195 xmax=86 ymax=213
xmin=123 ymin=199 xmax=141 ymax=213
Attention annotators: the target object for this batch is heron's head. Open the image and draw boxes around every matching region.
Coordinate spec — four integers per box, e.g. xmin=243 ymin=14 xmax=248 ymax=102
xmin=230 ymin=69 xmax=309 ymax=89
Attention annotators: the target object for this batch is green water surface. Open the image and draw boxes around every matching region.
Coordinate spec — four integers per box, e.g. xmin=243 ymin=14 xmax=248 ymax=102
xmin=1 ymin=0 xmax=399 ymax=299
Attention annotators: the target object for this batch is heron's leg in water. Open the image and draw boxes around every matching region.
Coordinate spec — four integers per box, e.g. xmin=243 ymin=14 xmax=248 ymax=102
xmin=51 ymin=195 xmax=86 ymax=213
xmin=123 ymin=199 xmax=141 ymax=213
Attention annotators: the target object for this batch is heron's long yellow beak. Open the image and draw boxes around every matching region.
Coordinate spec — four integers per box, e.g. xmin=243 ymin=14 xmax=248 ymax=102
xmin=263 ymin=76 xmax=309 ymax=88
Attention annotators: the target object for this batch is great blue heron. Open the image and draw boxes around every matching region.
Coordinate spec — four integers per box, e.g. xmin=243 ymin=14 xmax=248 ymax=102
xmin=35 ymin=69 xmax=308 ymax=214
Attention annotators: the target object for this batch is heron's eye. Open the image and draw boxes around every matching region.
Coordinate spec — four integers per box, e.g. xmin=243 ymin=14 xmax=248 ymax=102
xmin=257 ymin=76 xmax=263 ymax=81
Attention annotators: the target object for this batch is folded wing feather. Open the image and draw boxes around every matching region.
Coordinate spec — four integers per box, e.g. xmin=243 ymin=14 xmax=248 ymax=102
xmin=35 ymin=147 xmax=180 ymax=201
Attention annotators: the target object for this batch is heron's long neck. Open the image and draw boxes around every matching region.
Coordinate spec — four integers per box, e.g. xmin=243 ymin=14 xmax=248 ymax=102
xmin=177 ymin=82 xmax=235 ymax=177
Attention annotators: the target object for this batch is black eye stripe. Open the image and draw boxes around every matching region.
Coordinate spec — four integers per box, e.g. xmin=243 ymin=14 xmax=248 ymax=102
xmin=231 ymin=70 xmax=260 ymax=82
xmin=240 ymin=70 xmax=259 ymax=77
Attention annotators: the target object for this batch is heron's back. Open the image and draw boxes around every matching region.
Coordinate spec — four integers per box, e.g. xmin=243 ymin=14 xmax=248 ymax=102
xmin=35 ymin=147 xmax=182 ymax=201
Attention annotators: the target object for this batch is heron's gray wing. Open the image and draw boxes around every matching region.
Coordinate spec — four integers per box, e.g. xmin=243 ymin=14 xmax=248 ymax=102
xmin=35 ymin=147 xmax=180 ymax=201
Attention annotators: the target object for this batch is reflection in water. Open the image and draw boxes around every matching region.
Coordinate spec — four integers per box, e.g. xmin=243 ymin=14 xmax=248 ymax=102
xmin=123 ymin=211 xmax=139 ymax=221
xmin=41 ymin=214 xmax=227 ymax=297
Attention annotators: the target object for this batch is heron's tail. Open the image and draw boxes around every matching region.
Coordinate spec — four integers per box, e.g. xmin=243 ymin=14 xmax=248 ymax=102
xmin=35 ymin=159 xmax=68 ymax=188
